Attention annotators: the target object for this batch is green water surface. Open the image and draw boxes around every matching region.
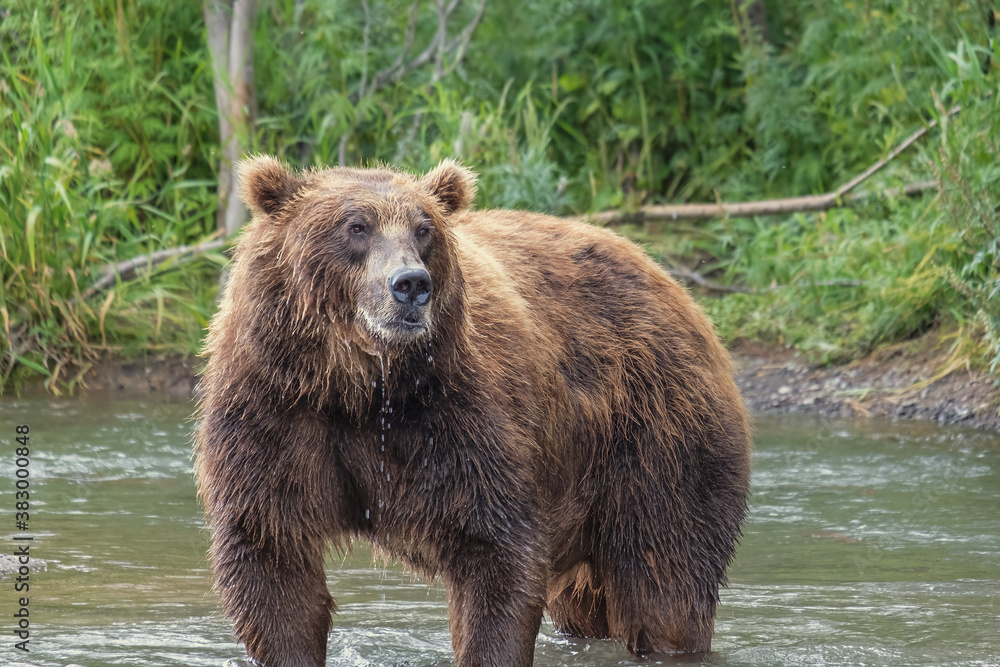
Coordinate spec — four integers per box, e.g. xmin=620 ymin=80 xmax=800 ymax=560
xmin=1 ymin=398 xmax=997 ymax=666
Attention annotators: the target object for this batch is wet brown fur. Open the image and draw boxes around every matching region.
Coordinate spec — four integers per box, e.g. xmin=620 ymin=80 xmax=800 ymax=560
xmin=195 ymin=156 xmax=753 ymax=667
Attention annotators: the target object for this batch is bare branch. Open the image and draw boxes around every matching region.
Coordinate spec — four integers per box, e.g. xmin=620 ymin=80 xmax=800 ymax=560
xmin=403 ymin=25 xmax=443 ymax=77
xmin=362 ymin=0 xmax=485 ymax=98
xmin=667 ymin=266 xmax=751 ymax=293
xmin=582 ymin=180 xmax=937 ymax=225
xmin=437 ymin=0 xmax=486 ymax=83
xmin=369 ymin=0 xmax=421 ymax=91
xmin=834 ymin=105 xmax=961 ymax=199
xmin=367 ymin=3 xmax=441 ymax=95
xmin=444 ymin=0 xmax=482 ymax=52
xmin=79 ymin=239 xmax=227 ymax=302
xmin=366 ymin=33 xmax=440 ymax=95
xmin=666 ymin=265 xmax=866 ymax=294
xmin=583 ymin=105 xmax=963 ymax=226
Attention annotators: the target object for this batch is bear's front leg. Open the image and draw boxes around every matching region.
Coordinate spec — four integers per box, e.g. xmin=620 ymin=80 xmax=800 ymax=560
xmin=197 ymin=410 xmax=341 ymax=667
xmin=211 ymin=515 xmax=333 ymax=667
xmin=443 ymin=541 xmax=547 ymax=667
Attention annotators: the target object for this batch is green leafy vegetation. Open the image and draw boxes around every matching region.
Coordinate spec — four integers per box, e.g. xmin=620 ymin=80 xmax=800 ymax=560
xmin=1 ymin=0 xmax=997 ymax=392
xmin=0 ymin=2 xmax=223 ymax=390
xmin=696 ymin=2 xmax=1000 ymax=367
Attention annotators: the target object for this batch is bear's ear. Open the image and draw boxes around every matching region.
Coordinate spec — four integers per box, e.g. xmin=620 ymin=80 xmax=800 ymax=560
xmin=418 ymin=159 xmax=477 ymax=215
xmin=239 ymin=155 xmax=304 ymax=218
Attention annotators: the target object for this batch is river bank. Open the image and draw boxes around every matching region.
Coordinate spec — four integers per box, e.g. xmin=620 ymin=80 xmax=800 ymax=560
xmin=733 ymin=341 xmax=1000 ymax=432
xmin=18 ymin=342 xmax=1000 ymax=432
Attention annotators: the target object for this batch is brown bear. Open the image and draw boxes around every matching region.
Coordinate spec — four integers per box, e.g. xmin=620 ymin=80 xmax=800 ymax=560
xmin=195 ymin=156 xmax=752 ymax=667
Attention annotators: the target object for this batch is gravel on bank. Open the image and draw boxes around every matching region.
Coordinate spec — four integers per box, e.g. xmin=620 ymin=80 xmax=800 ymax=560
xmin=733 ymin=341 xmax=1000 ymax=432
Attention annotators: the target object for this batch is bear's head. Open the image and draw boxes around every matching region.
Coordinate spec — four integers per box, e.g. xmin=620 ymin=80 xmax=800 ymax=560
xmin=236 ymin=157 xmax=476 ymax=355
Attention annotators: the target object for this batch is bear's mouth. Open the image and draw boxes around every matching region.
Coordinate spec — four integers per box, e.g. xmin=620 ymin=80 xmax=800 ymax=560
xmin=357 ymin=306 xmax=430 ymax=345
xmin=391 ymin=314 xmax=426 ymax=331
xmin=384 ymin=309 xmax=428 ymax=334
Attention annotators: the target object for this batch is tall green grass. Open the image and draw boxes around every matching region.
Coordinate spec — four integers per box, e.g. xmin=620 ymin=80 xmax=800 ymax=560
xmin=0 ymin=2 xmax=223 ymax=391
xmin=932 ymin=36 xmax=1000 ymax=372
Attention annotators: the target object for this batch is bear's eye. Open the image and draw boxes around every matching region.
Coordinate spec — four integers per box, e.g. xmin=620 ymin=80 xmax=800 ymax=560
xmin=349 ymin=222 xmax=367 ymax=236
xmin=415 ymin=222 xmax=432 ymax=239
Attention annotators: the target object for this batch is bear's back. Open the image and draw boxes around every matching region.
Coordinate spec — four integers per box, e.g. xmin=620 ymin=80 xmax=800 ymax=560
xmin=449 ymin=208 xmax=747 ymax=457
xmin=450 ymin=209 xmax=728 ymax=369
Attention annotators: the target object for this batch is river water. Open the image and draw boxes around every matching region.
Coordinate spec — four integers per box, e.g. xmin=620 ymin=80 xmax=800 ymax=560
xmin=1 ymin=397 xmax=997 ymax=666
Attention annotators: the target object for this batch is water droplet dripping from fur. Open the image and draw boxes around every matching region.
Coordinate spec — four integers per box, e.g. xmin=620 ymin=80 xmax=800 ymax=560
xmin=379 ymin=355 xmax=389 ymax=487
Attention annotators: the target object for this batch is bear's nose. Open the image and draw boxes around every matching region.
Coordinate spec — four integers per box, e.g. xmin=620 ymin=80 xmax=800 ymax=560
xmin=389 ymin=268 xmax=432 ymax=306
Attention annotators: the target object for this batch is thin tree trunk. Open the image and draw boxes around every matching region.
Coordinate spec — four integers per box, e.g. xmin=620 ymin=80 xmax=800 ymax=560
xmin=204 ymin=0 xmax=258 ymax=238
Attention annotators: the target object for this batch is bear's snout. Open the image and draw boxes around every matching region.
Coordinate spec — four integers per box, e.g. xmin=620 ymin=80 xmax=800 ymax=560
xmin=389 ymin=268 xmax=432 ymax=306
